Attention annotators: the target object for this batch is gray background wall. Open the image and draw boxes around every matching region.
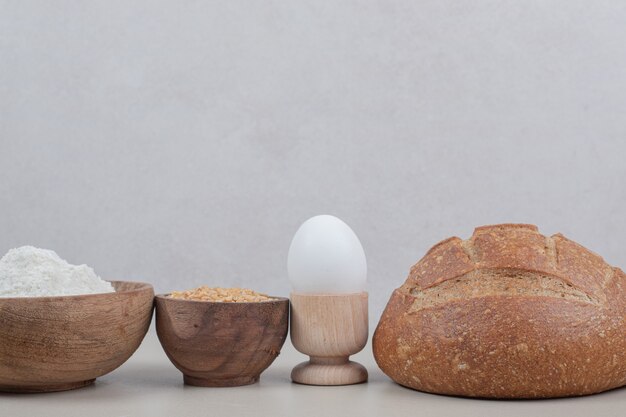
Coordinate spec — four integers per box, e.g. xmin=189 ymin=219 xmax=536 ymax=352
xmin=1 ymin=1 xmax=625 ymax=323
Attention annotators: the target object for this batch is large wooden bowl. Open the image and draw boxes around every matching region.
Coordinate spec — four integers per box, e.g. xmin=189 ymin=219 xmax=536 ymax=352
xmin=0 ymin=281 xmax=154 ymax=393
xmin=155 ymin=295 xmax=289 ymax=387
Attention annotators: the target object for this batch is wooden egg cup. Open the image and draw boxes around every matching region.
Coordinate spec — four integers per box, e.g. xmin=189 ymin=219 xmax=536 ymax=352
xmin=290 ymin=292 xmax=368 ymax=386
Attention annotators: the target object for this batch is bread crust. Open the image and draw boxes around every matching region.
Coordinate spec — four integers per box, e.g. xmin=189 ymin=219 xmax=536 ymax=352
xmin=373 ymin=224 xmax=626 ymax=398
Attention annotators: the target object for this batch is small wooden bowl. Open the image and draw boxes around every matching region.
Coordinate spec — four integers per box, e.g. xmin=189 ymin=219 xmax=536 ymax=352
xmin=0 ymin=281 xmax=154 ymax=393
xmin=155 ymin=294 xmax=289 ymax=387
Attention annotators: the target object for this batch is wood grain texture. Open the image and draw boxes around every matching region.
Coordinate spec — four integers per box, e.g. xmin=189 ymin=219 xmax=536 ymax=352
xmin=373 ymin=224 xmax=626 ymax=398
xmin=155 ymin=295 xmax=289 ymax=387
xmin=290 ymin=292 xmax=368 ymax=386
xmin=0 ymin=281 xmax=154 ymax=393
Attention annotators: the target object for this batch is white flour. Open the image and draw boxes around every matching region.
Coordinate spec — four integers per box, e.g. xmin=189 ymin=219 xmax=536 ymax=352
xmin=0 ymin=246 xmax=114 ymax=297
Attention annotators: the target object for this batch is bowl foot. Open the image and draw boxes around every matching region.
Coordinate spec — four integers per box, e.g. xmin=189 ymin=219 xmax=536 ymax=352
xmin=183 ymin=375 xmax=259 ymax=387
xmin=291 ymin=359 xmax=368 ymax=386
xmin=0 ymin=379 xmax=96 ymax=393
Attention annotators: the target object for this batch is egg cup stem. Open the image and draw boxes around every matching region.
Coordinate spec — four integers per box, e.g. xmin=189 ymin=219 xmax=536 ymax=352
xmin=290 ymin=292 xmax=368 ymax=386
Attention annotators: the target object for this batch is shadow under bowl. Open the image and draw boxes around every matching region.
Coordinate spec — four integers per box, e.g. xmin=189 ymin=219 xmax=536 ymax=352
xmin=0 ymin=281 xmax=155 ymax=393
xmin=155 ymin=294 xmax=289 ymax=387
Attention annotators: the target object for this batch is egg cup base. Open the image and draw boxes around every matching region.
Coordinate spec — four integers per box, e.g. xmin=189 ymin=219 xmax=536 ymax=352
xmin=291 ymin=359 xmax=368 ymax=386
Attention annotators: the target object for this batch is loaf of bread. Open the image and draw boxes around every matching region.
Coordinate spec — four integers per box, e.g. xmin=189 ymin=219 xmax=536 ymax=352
xmin=373 ymin=224 xmax=626 ymax=398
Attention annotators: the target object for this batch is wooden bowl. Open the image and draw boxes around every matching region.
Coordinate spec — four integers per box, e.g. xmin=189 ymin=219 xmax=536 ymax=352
xmin=155 ymin=294 xmax=289 ymax=387
xmin=0 ymin=281 xmax=154 ymax=393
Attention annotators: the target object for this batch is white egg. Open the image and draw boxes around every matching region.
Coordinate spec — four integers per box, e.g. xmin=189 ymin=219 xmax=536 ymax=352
xmin=288 ymin=215 xmax=367 ymax=293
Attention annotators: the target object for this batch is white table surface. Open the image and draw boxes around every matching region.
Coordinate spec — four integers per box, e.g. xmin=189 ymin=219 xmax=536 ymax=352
xmin=1 ymin=327 xmax=624 ymax=417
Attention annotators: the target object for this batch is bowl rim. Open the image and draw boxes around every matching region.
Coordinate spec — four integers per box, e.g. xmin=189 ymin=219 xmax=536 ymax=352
xmin=155 ymin=293 xmax=289 ymax=305
xmin=0 ymin=280 xmax=153 ymax=301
